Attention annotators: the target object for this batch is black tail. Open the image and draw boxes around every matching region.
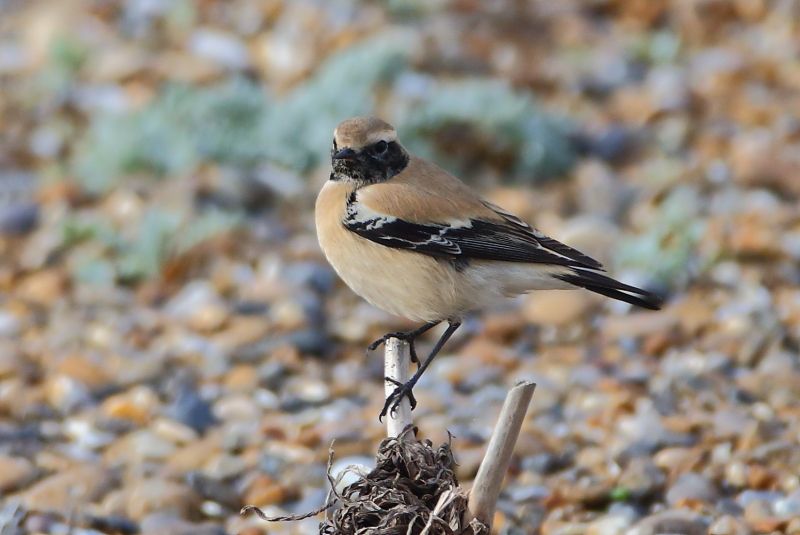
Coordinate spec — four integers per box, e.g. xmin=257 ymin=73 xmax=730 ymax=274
xmin=556 ymin=269 xmax=663 ymax=310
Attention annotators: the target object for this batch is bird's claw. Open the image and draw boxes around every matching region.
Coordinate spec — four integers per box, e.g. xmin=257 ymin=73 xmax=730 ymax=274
xmin=368 ymin=333 xmax=420 ymax=365
xmin=378 ymin=378 xmax=417 ymax=422
xmin=368 ymin=331 xmax=407 ymax=351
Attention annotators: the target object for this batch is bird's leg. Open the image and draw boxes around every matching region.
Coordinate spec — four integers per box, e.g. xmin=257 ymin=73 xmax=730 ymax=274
xmin=379 ymin=320 xmax=461 ymax=421
xmin=368 ymin=321 xmax=439 ymax=365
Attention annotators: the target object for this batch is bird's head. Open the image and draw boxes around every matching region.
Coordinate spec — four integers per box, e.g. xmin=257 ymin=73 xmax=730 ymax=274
xmin=330 ymin=116 xmax=409 ymax=184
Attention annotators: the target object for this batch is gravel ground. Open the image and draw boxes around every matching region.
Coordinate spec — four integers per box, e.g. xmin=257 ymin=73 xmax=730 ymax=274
xmin=1 ymin=1 xmax=799 ymax=534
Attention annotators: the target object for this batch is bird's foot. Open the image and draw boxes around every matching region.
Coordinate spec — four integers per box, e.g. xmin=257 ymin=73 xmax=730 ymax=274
xmin=379 ymin=377 xmax=417 ymax=422
xmin=368 ymin=331 xmax=411 ymax=351
xmin=368 ymin=332 xmax=420 ymax=364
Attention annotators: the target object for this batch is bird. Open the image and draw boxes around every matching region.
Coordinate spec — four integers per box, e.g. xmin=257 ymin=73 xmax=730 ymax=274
xmin=315 ymin=116 xmax=662 ymax=420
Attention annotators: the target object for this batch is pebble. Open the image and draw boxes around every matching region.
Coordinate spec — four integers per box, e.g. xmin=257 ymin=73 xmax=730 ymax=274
xmin=586 ymin=513 xmax=634 ymax=535
xmin=152 ymin=417 xmax=199 ymax=445
xmin=125 ymin=478 xmax=200 ymax=519
xmin=63 ymin=417 xmax=115 ymax=451
xmin=666 ymin=472 xmax=719 ymax=505
xmin=713 ymin=408 xmax=752 ymax=438
xmin=139 ymin=513 xmax=225 ymax=535
xmin=736 ymin=489 xmax=783 ymax=508
xmin=743 ymin=499 xmax=781 ymax=531
xmin=16 ymin=465 xmax=113 ymax=514
xmin=16 ymin=270 xmax=65 ymax=306
xmin=188 ymin=29 xmax=250 ymax=70
xmin=617 ymin=458 xmax=665 ymax=500
xmin=85 ymin=514 xmax=139 ymax=535
xmin=104 ymin=429 xmax=177 ymax=464
xmin=166 ymin=282 xmax=225 ymax=323
xmin=287 ymin=378 xmax=330 ymax=404
xmin=101 ymin=385 xmax=160 ymax=424
xmin=44 ymin=375 xmax=91 ymax=413
xmin=522 ymin=290 xmax=593 ymax=327
xmin=774 ymin=489 xmax=800 ymax=518
xmin=709 ymin=515 xmax=752 ymax=535
xmin=203 ymin=453 xmax=248 ymax=480
xmin=167 ymin=387 xmax=217 ymax=434
xmin=213 ymin=393 xmax=261 ymax=421
xmin=0 ymin=346 xmax=23 ymax=378
xmin=186 ymin=471 xmax=241 ymax=509
xmin=56 ymin=354 xmax=112 ymax=390
xmin=0 ymin=203 xmax=39 ymax=235
xmin=212 ymin=316 xmax=270 ymax=360
xmin=254 ymin=25 xmax=315 ymax=83
xmin=505 ymin=484 xmax=551 ymax=503
xmin=647 ymin=65 xmax=690 ymax=111
xmin=284 ymin=328 xmax=329 ymax=356
xmin=187 ymin=303 xmax=229 ymax=332
xmin=617 ymin=400 xmax=684 ymax=452
xmin=224 ymin=364 xmax=259 ymax=393
xmin=330 ymin=456 xmax=374 ymax=492
xmin=270 ymin=299 xmax=308 ymax=330
xmin=0 ymin=311 xmax=21 ymax=337
xmin=589 ymin=126 xmax=637 ymax=164
xmin=725 ymin=461 xmax=748 ymax=487
xmin=0 ymin=455 xmax=37 ymax=493
xmin=628 ymin=510 xmax=708 ymax=535
xmin=243 ymin=475 xmax=300 ymax=506
xmin=165 ymin=433 xmax=223 ymax=474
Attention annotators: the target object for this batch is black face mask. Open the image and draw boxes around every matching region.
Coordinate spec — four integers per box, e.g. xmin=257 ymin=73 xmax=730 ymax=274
xmin=331 ymin=140 xmax=409 ymax=184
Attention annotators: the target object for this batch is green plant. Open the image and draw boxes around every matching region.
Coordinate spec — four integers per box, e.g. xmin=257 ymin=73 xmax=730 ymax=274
xmin=615 ymin=185 xmax=705 ymax=288
xmin=72 ymin=79 xmax=270 ymax=193
xmin=396 ymin=79 xmax=575 ymax=181
xmin=263 ymin=33 xmax=411 ymax=172
xmin=65 ymin=207 xmax=241 ymax=284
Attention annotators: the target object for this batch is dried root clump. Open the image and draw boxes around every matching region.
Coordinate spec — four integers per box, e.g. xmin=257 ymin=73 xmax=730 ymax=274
xmin=320 ymin=428 xmax=485 ymax=535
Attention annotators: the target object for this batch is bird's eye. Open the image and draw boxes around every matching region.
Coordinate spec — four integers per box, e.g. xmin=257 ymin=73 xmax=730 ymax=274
xmin=373 ymin=140 xmax=388 ymax=155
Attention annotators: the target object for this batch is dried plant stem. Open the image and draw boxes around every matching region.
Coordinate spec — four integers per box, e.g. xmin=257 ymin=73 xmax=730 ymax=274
xmin=465 ymin=380 xmax=536 ymax=530
xmin=384 ymin=337 xmax=413 ymax=438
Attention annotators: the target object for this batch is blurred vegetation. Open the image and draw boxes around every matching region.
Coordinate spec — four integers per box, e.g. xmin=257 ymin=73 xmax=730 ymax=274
xmin=398 ymin=79 xmax=574 ymax=181
xmin=615 ymin=185 xmax=704 ymax=289
xmin=73 ymin=80 xmax=270 ymax=193
xmin=63 ymin=208 xmax=241 ymax=284
xmin=41 ymin=34 xmax=90 ymax=93
xmin=62 ymin=30 xmax=576 ymax=281
xmin=71 ymin=34 xmax=573 ymax=195
xmin=263 ymin=33 xmax=410 ymax=172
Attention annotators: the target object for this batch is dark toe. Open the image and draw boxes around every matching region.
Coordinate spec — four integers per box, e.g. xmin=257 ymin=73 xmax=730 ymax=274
xmin=407 ymin=390 xmax=417 ymax=410
xmin=378 ymin=382 xmax=418 ymax=421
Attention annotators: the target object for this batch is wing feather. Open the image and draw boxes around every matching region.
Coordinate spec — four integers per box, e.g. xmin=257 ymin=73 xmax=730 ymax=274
xmin=344 ymin=192 xmax=605 ymax=270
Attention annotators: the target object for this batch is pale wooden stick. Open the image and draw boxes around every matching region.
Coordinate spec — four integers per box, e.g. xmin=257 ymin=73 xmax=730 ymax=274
xmin=384 ymin=337 xmax=413 ymax=438
xmin=465 ymin=380 xmax=536 ymax=530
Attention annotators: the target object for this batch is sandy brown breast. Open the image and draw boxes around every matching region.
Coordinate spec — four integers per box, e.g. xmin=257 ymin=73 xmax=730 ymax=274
xmin=315 ymin=179 xmax=467 ymax=322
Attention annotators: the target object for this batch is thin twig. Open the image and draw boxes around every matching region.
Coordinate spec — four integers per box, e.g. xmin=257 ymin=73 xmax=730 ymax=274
xmin=464 ymin=380 xmax=536 ymax=530
xmin=240 ymin=502 xmax=334 ymax=522
xmin=241 ymin=440 xmax=339 ymax=522
xmin=326 ymin=440 xmax=342 ymax=501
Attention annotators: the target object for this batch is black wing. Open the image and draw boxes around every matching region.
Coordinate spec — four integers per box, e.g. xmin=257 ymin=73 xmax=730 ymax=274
xmin=343 ymin=194 xmax=605 ymax=270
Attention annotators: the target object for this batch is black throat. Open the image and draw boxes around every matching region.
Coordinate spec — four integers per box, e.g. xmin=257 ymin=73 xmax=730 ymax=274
xmin=331 ymin=141 xmax=409 ymax=184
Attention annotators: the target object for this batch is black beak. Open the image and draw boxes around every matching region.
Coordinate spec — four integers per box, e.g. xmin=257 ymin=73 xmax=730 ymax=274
xmin=333 ymin=148 xmax=357 ymax=161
